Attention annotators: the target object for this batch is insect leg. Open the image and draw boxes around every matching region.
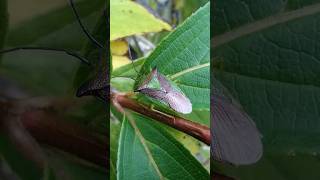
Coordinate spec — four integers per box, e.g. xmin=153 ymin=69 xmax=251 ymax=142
xmin=0 ymin=47 xmax=91 ymax=65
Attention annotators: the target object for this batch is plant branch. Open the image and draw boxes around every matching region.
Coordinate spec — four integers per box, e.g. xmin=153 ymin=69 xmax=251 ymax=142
xmin=0 ymin=76 xmax=108 ymax=169
xmin=20 ymin=109 xmax=108 ymax=168
xmin=111 ymin=92 xmax=210 ymax=145
xmin=0 ymin=98 xmax=108 ymax=169
xmin=0 ymin=109 xmax=46 ymax=169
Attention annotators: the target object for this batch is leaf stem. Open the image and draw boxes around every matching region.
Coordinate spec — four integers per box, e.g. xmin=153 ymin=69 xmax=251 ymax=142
xmin=0 ymin=100 xmax=108 ymax=169
xmin=112 ymin=92 xmax=210 ymax=145
xmin=21 ymin=109 xmax=108 ymax=168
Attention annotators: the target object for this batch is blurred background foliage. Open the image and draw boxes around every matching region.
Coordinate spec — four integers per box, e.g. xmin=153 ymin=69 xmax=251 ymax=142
xmin=0 ymin=0 xmax=107 ymax=179
xmin=110 ymin=0 xmax=208 ymax=69
xmin=212 ymin=0 xmax=320 ymax=179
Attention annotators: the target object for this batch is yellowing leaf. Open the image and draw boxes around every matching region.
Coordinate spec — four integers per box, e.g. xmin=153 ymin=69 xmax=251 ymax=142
xmin=111 ymin=40 xmax=128 ymax=56
xmin=110 ymin=1 xmax=172 ymax=40
xmin=175 ymin=133 xmax=201 ymax=154
xmin=112 ymin=55 xmax=131 ymax=69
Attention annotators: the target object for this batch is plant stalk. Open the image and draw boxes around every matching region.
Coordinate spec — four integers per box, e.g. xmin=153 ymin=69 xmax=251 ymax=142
xmin=112 ymin=92 xmax=210 ymax=145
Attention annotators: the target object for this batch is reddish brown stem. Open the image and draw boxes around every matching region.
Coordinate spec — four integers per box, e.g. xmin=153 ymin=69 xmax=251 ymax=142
xmin=21 ymin=109 xmax=108 ymax=168
xmin=113 ymin=93 xmax=210 ymax=145
xmin=0 ymin=98 xmax=108 ymax=169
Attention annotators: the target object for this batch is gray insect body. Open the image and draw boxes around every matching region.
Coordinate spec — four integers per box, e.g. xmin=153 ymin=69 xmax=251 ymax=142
xmin=136 ymin=68 xmax=192 ymax=114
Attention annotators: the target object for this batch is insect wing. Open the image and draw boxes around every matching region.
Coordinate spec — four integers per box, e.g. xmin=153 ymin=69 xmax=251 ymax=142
xmin=164 ymin=91 xmax=192 ymax=114
xmin=156 ymin=71 xmax=172 ymax=92
xmin=211 ymin=82 xmax=263 ymax=165
xmin=138 ymin=88 xmax=167 ymax=101
xmin=76 ymin=65 xmax=108 ymax=101
xmin=156 ymin=70 xmax=192 ymax=113
xmin=137 ymin=68 xmax=192 ymax=114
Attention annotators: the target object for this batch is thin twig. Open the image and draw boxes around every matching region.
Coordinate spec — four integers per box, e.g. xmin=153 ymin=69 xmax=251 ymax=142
xmin=111 ymin=92 xmax=210 ymax=145
xmin=21 ymin=109 xmax=108 ymax=168
xmin=0 ymin=99 xmax=108 ymax=169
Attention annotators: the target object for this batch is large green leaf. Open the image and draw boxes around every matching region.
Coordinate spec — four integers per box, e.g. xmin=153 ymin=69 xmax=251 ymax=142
xmin=0 ymin=135 xmax=43 ymax=180
xmin=117 ymin=113 xmax=209 ymax=180
xmin=212 ymin=1 xmax=320 ymax=179
xmin=137 ymin=2 xmax=210 ymax=110
xmin=1 ymin=0 xmax=105 ymax=95
xmin=0 ymin=0 xmax=7 ymax=51
xmin=110 ymin=121 xmax=121 ymax=180
xmin=46 ymin=150 xmax=107 ymax=180
xmin=0 ymin=1 xmax=107 ymax=179
xmin=7 ymin=0 xmax=104 ymax=50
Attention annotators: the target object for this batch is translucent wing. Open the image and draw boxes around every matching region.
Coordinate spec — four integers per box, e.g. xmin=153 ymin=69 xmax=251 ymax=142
xmin=211 ymin=78 xmax=263 ymax=165
xmin=156 ymin=69 xmax=192 ymax=114
xmin=138 ymin=88 xmax=192 ymax=114
xmin=137 ymin=68 xmax=192 ymax=114
xmin=164 ymin=91 xmax=192 ymax=114
xmin=156 ymin=71 xmax=172 ymax=92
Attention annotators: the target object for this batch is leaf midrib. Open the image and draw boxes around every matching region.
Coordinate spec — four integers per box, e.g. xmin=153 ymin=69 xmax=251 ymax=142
xmin=212 ymin=2 xmax=320 ymax=48
xmin=170 ymin=63 xmax=209 ymax=80
xmin=159 ymin=9 xmax=209 ymax=73
xmin=214 ymin=69 xmax=320 ymax=89
xmin=127 ymin=118 xmax=165 ymax=180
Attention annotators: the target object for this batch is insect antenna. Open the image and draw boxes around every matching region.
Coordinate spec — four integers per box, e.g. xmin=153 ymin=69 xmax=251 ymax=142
xmin=0 ymin=46 xmax=91 ymax=65
xmin=69 ymin=0 xmax=104 ymax=49
xmin=0 ymin=0 xmax=108 ymax=66
xmin=127 ymin=43 xmax=140 ymax=75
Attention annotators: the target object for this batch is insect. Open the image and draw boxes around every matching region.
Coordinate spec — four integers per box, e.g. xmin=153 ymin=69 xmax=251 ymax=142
xmin=0 ymin=0 xmax=108 ymax=102
xmin=134 ymin=67 xmax=192 ymax=114
xmin=211 ymin=76 xmax=263 ymax=165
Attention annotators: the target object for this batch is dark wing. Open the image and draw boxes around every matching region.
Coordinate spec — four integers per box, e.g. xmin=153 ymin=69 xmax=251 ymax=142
xmin=211 ymin=82 xmax=263 ymax=165
xmin=76 ymin=65 xmax=109 ymax=102
xmin=138 ymin=88 xmax=167 ymax=101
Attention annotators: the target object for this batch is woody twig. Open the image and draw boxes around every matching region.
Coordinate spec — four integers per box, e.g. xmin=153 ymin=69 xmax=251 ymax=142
xmin=111 ymin=92 xmax=210 ymax=145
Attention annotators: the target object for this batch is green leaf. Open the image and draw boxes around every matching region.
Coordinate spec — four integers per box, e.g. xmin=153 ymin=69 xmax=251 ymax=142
xmin=212 ymin=1 xmax=320 ymax=179
xmin=110 ymin=0 xmax=171 ymax=41
xmin=137 ymin=2 xmax=210 ymax=110
xmin=110 ymin=121 xmax=121 ymax=180
xmin=0 ymin=135 xmax=42 ymax=180
xmin=0 ymin=0 xmax=8 ymax=51
xmin=45 ymin=149 xmax=107 ymax=180
xmin=176 ymin=0 xmax=209 ymax=22
xmin=117 ymin=113 xmax=209 ymax=180
xmin=7 ymin=0 xmax=104 ymax=49
xmin=1 ymin=51 xmax=81 ymax=95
